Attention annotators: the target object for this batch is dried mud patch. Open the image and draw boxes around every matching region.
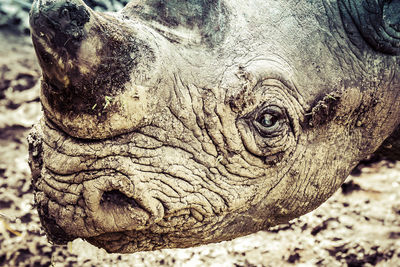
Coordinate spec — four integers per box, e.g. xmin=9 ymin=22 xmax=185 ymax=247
xmin=0 ymin=30 xmax=399 ymax=266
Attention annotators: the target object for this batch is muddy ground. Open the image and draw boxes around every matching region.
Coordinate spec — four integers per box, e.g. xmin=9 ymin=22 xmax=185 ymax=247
xmin=0 ymin=24 xmax=400 ymax=267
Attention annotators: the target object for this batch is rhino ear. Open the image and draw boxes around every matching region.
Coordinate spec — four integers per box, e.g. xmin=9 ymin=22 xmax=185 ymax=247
xmin=338 ymin=0 xmax=400 ymax=55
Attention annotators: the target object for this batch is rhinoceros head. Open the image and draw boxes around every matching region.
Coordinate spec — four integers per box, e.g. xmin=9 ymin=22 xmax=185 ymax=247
xmin=28 ymin=0 xmax=399 ymax=253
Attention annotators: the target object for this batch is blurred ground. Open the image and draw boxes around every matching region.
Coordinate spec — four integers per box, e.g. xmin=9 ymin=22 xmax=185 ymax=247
xmin=0 ymin=2 xmax=400 ymax=267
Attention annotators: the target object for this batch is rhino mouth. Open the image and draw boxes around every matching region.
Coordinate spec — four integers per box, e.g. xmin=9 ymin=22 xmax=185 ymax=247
xmin=30 ymin=119 xmax=159 ymax=244
xmin=36 ymin=169 xmax=151 ymax=244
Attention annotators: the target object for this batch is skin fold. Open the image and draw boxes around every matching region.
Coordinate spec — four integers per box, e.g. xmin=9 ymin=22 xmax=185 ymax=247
xmin=28 ymin=0 xmax=400 ymax=253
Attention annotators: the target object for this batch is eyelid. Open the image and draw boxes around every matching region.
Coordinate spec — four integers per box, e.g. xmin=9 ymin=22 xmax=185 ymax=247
xmin=256 ymin=105 xmax=284 ymax=120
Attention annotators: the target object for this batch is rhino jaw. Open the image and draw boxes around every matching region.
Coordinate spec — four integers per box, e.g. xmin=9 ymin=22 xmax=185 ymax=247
xmin=29 ymin=0 xmax=164 ymax=139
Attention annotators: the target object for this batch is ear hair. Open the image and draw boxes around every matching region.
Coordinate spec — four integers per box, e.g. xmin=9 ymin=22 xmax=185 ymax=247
xmin=338 ymin=0 xmax=400 ymax=55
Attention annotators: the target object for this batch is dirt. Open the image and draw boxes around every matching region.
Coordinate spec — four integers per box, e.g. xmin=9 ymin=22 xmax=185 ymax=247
xmin=1 ymin=29 xmax=400 ymax=267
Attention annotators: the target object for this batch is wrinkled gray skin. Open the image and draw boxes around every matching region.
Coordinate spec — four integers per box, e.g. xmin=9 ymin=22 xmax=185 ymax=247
xmin=28 ymin=0 xmax=400 ymax=253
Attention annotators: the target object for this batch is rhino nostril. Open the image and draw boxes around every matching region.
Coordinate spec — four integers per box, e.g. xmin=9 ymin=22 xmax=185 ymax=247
xmin=60 ymin=8 xmax=70 ymax=20
xmin=100 ymin=190 xmax=139 ymax=210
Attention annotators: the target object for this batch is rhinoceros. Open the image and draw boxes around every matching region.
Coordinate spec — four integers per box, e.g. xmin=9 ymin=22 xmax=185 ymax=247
xmin=27 ymin=0 xmax=399 ymax=253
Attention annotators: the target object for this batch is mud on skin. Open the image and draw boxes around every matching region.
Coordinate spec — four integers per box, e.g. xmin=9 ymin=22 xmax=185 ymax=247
xmin=28 ymin=0 xmax=400 ymax=253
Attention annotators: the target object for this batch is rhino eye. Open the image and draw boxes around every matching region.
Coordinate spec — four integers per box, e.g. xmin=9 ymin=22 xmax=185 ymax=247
xmin=258 ymin=113 xmax=278 ymax=128
xmin=254 ymin=106 xmax=285 ymax=136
